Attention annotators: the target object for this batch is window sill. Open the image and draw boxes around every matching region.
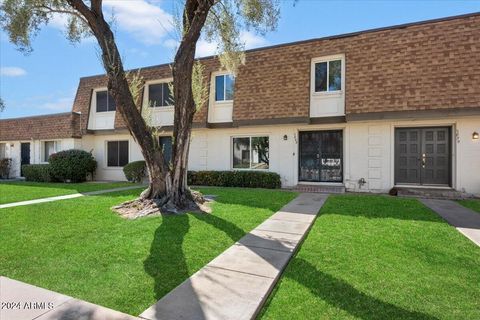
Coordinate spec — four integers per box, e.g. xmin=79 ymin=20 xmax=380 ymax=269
xmin=312 ymin=91 xmax=343 ymax=98
xmin=214 ymin=100 xmax=234 ymax=105
xmin=95 ymin=111 xmax=116 ymax=114
xmin=150 ymin=106 xmax=174 ymax=110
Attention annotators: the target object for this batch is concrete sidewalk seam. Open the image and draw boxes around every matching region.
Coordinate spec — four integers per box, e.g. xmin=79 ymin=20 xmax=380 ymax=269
xmin=206 ymin=265 xmax=278 ymax=280
xmin=254 ymin=228 xmax=304 ymax=236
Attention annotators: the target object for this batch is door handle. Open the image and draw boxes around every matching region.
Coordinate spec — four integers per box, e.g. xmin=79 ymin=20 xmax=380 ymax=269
xmin=421 ymin=153 xmax=426 ymax=168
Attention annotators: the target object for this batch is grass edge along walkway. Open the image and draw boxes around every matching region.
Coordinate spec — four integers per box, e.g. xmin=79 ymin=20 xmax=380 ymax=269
xmin=0 ymin=187 xmax=297 ymax=315
xmin=139 ymin=193 xmax=328 ymax=320
xmin=0 ymin=185 xmax=146 ymax=209
xmin=259 ymin=194 xmax=480 ymax=320
xmin=0 ymin=181 xmax=135 ymax=205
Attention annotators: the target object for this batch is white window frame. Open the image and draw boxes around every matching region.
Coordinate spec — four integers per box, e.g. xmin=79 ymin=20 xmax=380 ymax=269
xmin=214 ymin=73 xmax=235 ymax=103
xmin=231 ymin=135 xmax=270 ymax=171
xmin=41 ymin=140 xmax=61 ymax=163
xmin=311 ymin=54 xmax=345 ymax=96
xmin=105 ymin=140 xmax=130 ymax=168
xmin=93 ymin=87 xmax=116 ymax=113
xmin=145 ymin=78 xmax=174 ymax=109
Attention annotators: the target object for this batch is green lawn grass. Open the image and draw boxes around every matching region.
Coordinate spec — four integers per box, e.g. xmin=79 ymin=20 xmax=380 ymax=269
xmin=260 ymin=195 xmax=480 ymax=320
xmin=0 ymin=187 xmax=296 ymax=315
xmin=0 ymin=181 xmax=135 ymax=204
xmin=458 ymin=199 xmax=480 ymax=214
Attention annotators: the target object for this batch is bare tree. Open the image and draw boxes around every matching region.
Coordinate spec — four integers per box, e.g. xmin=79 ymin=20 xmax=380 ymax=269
xmin=1 ymin=0 xmax=280 ymax=214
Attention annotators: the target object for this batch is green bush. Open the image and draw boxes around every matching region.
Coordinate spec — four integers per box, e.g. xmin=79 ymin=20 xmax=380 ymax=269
xmin=188 ymin=170 xmax=281 ymax=189
xmin=123 ymin=160 xmax=146 ymax=182
xmin=120 ymin=165 xmax=281 ymax=188
xmin=22 ymin=164 xmax=53 ymax=182
xmin=49 ymin=149 xmax=97 ymax=182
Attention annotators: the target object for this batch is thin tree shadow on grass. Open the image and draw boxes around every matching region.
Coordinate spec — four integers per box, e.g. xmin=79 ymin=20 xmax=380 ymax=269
xmin=143 ymin=192 xmax=438 ymax=320
xmin=143 ymin=214 xmax=190 ymax=301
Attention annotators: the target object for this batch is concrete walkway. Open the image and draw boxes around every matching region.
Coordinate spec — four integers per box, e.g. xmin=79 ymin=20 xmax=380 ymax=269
xmin=421 ymin=198 xmax=480 ymax=246
xmin=140 ymin=193 xmax=328 ymax=320
xmin=0 ymin=276 xmax=138 ymax=320
xmin=0 ymin=185 xmax=145 ymax=209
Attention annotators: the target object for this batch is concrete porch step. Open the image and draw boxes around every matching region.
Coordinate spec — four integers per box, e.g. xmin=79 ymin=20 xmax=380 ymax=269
xmin=292 ymin=184 xmax=345 ymax=194
xmin=396 ymin=187 xmax=475 ymax=200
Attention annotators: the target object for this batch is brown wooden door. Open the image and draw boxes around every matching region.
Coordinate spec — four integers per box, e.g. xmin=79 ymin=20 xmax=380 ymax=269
xmin=395 ymin=127 xmax=451 ymax=186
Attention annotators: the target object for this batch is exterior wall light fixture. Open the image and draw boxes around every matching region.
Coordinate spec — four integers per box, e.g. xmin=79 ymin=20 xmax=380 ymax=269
xmin=283 ymin=134 xmax=288 ymax=141
xmin=473 ymin=132 xmax=479 ymax=140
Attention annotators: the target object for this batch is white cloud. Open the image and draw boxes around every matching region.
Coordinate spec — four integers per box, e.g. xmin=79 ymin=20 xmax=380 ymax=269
xmin=47 ymin=1 xmax=174 ymax=45
xmin=39 ymin=97 xmax=73 ymax=112
xmin=0 ymin=67 xmax=27 ymax=77
xmin=195 ymin=31 xmax=268 ymax=58
xmin=241 ymin=31 xmax=268 ymax=49
xmin=195 ymin=40 xmax=217 ymax=57
xmin=104 ymin=0 xmax=174 ymax=45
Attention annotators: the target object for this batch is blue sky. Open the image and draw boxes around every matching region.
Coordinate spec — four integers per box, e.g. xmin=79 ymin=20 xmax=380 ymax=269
xmin=1 ymin=0 xmax=479 ymax=119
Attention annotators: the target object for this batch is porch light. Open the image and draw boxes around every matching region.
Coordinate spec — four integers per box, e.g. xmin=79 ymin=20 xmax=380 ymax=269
xmin=283 ymin=135 xmax=288 ymax=141
xmin=473 ymin=132 xmax=479 ymax=140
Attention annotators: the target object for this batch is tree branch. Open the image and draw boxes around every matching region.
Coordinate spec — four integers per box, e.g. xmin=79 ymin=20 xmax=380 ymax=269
xmin=90 ymin=0 xmax=103 ymax=18
xmin=66 ymin=0 xmax=95 ymax=24
xmin=35 ymin=5 xmax=88 ymax=24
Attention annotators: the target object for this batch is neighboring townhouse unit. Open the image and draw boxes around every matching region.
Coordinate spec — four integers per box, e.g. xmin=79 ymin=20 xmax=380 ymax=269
xmin=1 ymin=13 xmax=479 ymax=195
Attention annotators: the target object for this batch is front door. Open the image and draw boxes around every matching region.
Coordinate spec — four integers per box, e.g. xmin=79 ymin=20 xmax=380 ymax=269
xmin=20 ymin=142 xmax=30 ymax=176
xmin=395 ymin=127 xmax=451 ymax=186
xmin=299 ymin=130 xmax=343 ymax=182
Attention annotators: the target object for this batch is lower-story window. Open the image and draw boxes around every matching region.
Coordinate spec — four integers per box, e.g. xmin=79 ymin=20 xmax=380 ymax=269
xmin=107 ymin=140 xmax=129 ymax=167
xmin=43 ymin=141 xmax=61 ymax=162
xmin=232 ymin=136 xmax=269 ymax=169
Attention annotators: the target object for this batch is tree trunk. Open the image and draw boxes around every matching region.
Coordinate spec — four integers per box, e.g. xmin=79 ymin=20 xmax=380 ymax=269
xmin=168 ymin=0 xmax=213 ymax=208
xmin=68 ymin=0 xmax=169 ymax=201
xmin=68 ymin=0 xmax=214 ymax=211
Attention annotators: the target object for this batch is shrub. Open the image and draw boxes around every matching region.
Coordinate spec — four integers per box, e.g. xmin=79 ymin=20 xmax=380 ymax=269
xmin=22 ymin=164 xmax=53 ymax=182
xmin=123 ymin=160 xmax=146 ymax=182
xmin=49 ymin=149 xmax=97 ymax=182
xmin=0 ymin=158 xmax=12 ymax=179
xmin=188 ymin=170 xmax=281 ymax=189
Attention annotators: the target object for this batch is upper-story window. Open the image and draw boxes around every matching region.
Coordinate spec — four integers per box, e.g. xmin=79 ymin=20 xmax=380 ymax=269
xmin=149 ymin=83 xmax=173 ymax=107
xmin=314 ymin=59 xmax=342 ymax=92
xmin=215 ymin=74 xmax=235 ymax=102
xmin=96 ymin=90 xmax=116 ymax=112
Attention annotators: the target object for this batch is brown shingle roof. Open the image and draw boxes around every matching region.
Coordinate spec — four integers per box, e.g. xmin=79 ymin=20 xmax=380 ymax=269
xmin=0 ymin=112 xmax=82 ymax=141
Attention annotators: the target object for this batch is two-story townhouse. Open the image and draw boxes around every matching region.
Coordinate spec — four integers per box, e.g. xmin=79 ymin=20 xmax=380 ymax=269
xmin=1 ymin=12 xmax=479 ymax=194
